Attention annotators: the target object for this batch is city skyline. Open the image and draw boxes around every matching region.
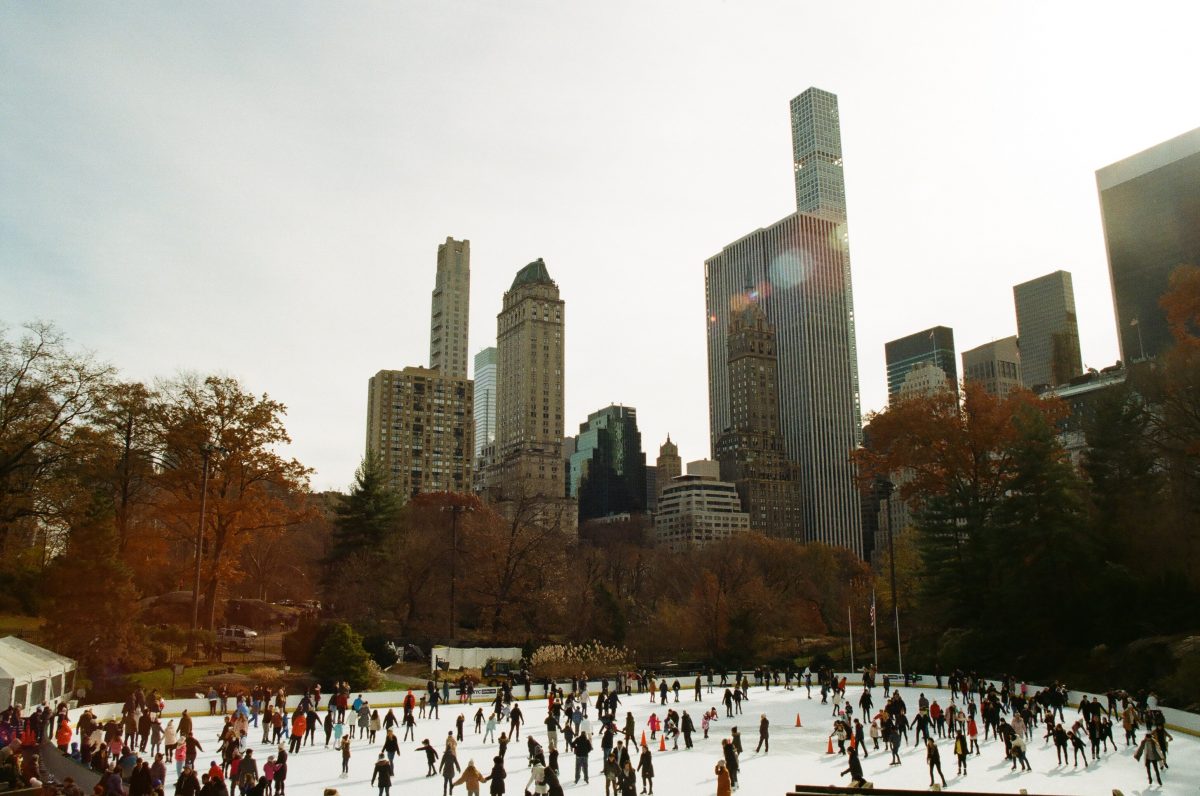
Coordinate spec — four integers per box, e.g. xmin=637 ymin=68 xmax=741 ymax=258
xmin=3 ymin=2 xmax=1198 ymax=491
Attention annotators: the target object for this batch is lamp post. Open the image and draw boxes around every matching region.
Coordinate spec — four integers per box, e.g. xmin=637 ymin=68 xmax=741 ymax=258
xmin=441 ymin=504 xmax=474 ymax=642
xmin=189 ymin=442 xmax=223 ymax=654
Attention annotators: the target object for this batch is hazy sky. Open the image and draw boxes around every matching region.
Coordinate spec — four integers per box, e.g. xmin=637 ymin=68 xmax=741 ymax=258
xmin=3 ymin=1 xmax=1198 ymax=491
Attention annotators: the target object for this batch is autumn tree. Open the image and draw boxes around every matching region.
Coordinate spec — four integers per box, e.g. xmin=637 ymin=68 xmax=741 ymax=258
xmin=42 ymin=492 xmax=149 ymax=675
xmin=0 ymin=322 xmax=112 ymax=562
xmin=153 ymin=375 xmax=312 ymax=629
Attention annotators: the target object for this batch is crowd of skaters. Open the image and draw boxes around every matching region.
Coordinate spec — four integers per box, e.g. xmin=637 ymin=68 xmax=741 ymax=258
xmin=0 ymin=662 xmax=1186 ymax=795
xmin=828 ymin=665 xmax=1178 ymax=789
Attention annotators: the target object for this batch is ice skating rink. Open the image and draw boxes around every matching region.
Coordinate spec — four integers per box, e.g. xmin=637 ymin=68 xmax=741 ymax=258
xmin=183 ymin=684 xmax=1198 ymax=795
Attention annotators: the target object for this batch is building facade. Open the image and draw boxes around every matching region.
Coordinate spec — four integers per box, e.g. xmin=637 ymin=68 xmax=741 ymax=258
xmin=365 ymin=367 xmax=474 ymax=500
xmin=897 ymin=361 xmax=953 ymax=401
xmin=1013 ymin=270 xmax=1083 ymax=390
xmin=490 ymin=259 xmax=568 ymax=503
xmin=1098 ymin=126 xmax=1200 ymax=363
xmin=568 ymin=405 xmax=647 ymax=522
xmin=655 ymin=437 xmax=682 ymax=497
xmin=714 ymin=301 xmax=804 ymax=538
xmin=961 ymin=337 xmax=1023 ymax=399
xmin=654 ymin=474 xmax=751 ymax=551
xmin=705 ymin=210 xmax=863 ymax=554
xmin=884 ymin=326 xmax=957 ymax=400
xmin=473 ymin=347 xmax=497 ymax=457
xmin=429 ymin=237 xmax=471 ymax=379
xmin=790 ymin=87 xmax=846 ymax=222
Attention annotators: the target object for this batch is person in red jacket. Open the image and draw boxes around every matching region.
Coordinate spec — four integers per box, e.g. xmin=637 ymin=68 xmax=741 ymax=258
xmin=289 ymin=713 xmax=306 ymax=753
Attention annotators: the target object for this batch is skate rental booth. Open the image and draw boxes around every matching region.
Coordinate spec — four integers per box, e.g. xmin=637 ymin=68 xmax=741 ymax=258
xmin=0 ymin=635 xmax=77 ymax=710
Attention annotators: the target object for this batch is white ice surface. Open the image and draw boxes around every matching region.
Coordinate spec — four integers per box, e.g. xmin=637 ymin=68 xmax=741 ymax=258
xmin=178 ymin=685 xmax=1198 ymax=795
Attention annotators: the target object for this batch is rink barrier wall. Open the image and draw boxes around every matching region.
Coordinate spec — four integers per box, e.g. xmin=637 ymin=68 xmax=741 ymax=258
xmin=66 ymin=673 xmax=1200 ymax=738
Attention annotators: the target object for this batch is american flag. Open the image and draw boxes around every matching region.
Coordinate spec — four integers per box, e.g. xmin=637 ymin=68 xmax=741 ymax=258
xmin=869 ymin=591 xmax=876 ymax=627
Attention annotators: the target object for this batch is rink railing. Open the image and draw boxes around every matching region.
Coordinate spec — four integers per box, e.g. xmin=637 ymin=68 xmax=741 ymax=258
xmin=63 ymin=672 xmax=1200 ymax=737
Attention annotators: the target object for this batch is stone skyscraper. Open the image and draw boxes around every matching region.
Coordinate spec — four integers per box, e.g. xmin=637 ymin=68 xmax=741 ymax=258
xmin=491 ymin=259 xmax=567 ymax=503
xmin=473 ymin=347 xmax=497 ymax=457
xmin=707 ymin=87 xmax=863 ymax=554
xmin=1013 ymin=271 xmax=1083 ymax=390
xmin=429 ymin=237 xmax=470 ymax=379
xmin=365 ymin=367 xmax=473 ymax=500
xmin=715 ymin=299 xmax=804 ymax=539
xmin=962 ymin=337 xmax=1022 ymax=399
xmin=1097 ymin=125 xmax=1200 ymax=362
xmin=656 ymin=436 xmax=681 ymax=496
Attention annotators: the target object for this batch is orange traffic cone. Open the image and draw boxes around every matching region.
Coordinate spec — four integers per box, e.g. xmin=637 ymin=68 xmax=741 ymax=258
xmin=795 ymin=713 xmax=802 ymax=728
xmin=826 ymin=736 xmax=834 ymax=754
xmin=659 ymin=733 xmax=667 ymax=752
xmin=640 ymin=731 xmax=647 ymax=748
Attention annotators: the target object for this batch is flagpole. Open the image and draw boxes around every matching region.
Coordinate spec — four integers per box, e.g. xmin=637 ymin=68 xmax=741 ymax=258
xmin=848 ymin=603 xmax=854 ymax=673
xmin=872 ymin=589 xmax=878 ymax=670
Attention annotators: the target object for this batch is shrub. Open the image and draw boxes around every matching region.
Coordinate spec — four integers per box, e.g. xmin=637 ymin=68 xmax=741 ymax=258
xmin=530 ymin=641 xmax=632 ymax=680
xmin=361 ymin=634 xmax=398 ymax=669
xmin=283 ymin=618 xmax=332 ymax=667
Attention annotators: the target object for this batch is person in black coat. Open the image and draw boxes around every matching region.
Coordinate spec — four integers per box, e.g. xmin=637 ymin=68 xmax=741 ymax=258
xmin=485 ymin=755 xmax=506 ymax=795
xmin=839 ymin=746 xmax=865 ymax=787
xmin=370 ymin=753 xmax=394 ymax=796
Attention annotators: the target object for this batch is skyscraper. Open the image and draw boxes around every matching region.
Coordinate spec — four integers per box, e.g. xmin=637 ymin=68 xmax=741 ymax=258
xmin=655 ymin=474 xmax=750 ymax=551
xmin=790 ymin=87 xmax=846 ymax=222
xmin=429 ymin=237 xmax=470 ymax=379
xmin=707 ymin=87 xmax=863 ymax=555
xmin=962 ymin=337 xmax=1022 ymax=399
xmin=472 ymin=347 xmax=497 ymax=457
xmin=706 ymin=212 xmax=863 ymax=553
xmin=1013 ymin=271 xmax=1083 ymax=389
xmin=884 ymin=326 xmax=957 ymax=399
xmin=656 ymin=437 xmax=681 ymax=496
xmin=491 ymin=258 xmax=567 ymax=503
xmin=365 ymin=367 xmax=473 ymax=500
xmin=1097 ymin=126 xmax=1200 ymax=362
xmin=569 ymin=405 xmax=646 ymax=522
xmin=714 ymin=300 xmax=804 ymax=539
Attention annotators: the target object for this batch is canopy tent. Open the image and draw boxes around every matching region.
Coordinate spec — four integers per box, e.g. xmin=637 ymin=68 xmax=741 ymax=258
xmin=0 ymin=636 xmax=77 ymax=710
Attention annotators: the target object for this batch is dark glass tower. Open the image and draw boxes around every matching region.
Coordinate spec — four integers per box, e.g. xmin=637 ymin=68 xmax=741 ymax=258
xmin=884 ymin=326 xmax=957 ymax=399
xmin=1097 ymin=126 xmax=1200 ymax=362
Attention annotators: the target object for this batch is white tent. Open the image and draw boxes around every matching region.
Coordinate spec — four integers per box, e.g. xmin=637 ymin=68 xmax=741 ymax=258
xmin=430 ymin=646 xmax=522 ymax=673
xmin=0 ymin=636 xmax=77 ymax=710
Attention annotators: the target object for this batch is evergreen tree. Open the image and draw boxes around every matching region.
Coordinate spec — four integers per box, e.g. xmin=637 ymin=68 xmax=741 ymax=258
xmin=326 ymin=456 xmax=400 ymax=568
xmin=312 ymin=622 xmax=373 ymax=689
xmin=990 ymin=404 xmax=1093 ymax=653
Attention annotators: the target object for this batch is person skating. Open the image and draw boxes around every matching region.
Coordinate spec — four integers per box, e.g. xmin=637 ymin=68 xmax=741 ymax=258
xmin=636 ymin=744 xmax=653 ymax=794
xmin=370 ymin=753 xmax=393 ymax=796
xmin=418 ymin=738 xmax=440 ymax=777
xmin=681 ymin=711 xmax=694 ymax=750
xmin=602 ymin=753 xmax=620 ymax=796
xmin=839 ymin=746 xmax=865 ymax=788
xmin=452 ymin=759 xmax=486 ymax=796
xmin=441 ymin=747 xmax=462 ymax=795
xmin=720 ymin=738 xmax=739 ymax=791
xmin=754 ymin=714 xmax=768 ymax=754
xmin=1135 ymin=732 xmax=1164 ymax=786
xmin=339 ymin=734 xmax=351 ymax=777
xmin=525 ymin=760 xmax=549 ymax=796
xmin=953 ymin=730 xmax=968 ymax=775
xmin=483 ymin=755 xmax=506 ymax=795
xmin=572 ymin=731 xmax=592 ymax=784
xmin=713 ymin=760 xmax=731 ymax=796
xmin=1010 ymin=732 xmax=1031 ymax=771
xmin=925 ymin=738 xmax=946 ymax=788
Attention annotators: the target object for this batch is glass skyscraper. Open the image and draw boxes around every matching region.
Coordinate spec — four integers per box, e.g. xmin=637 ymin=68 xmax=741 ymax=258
xmin=884 ymin=326 xmax=957 ymax=399
xmin=1097 ymin=126 xmax=1200 ymax=362
xmin=1013 ymin=271 xmax=1083 ymax=390
xmin=472 ymin=347 xmax=497 ymax=456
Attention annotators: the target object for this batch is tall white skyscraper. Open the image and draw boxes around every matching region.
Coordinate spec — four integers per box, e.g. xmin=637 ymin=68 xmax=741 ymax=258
xmin=473 ymin=347 xmax=497 ymax=456
xmin=430 ymin=237 xmax=470 ymax=379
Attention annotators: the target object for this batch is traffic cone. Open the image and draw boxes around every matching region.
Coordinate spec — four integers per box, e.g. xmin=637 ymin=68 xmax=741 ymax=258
xmin=795 ymin=714 xmax=802 ymax=728
xmin=826 ymin=736 xmax=834 ymax=754
xmin=640 ymin=731 xmax=647 ymax=748
xmin=659 ymin=733 xmax=666 ymax=752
